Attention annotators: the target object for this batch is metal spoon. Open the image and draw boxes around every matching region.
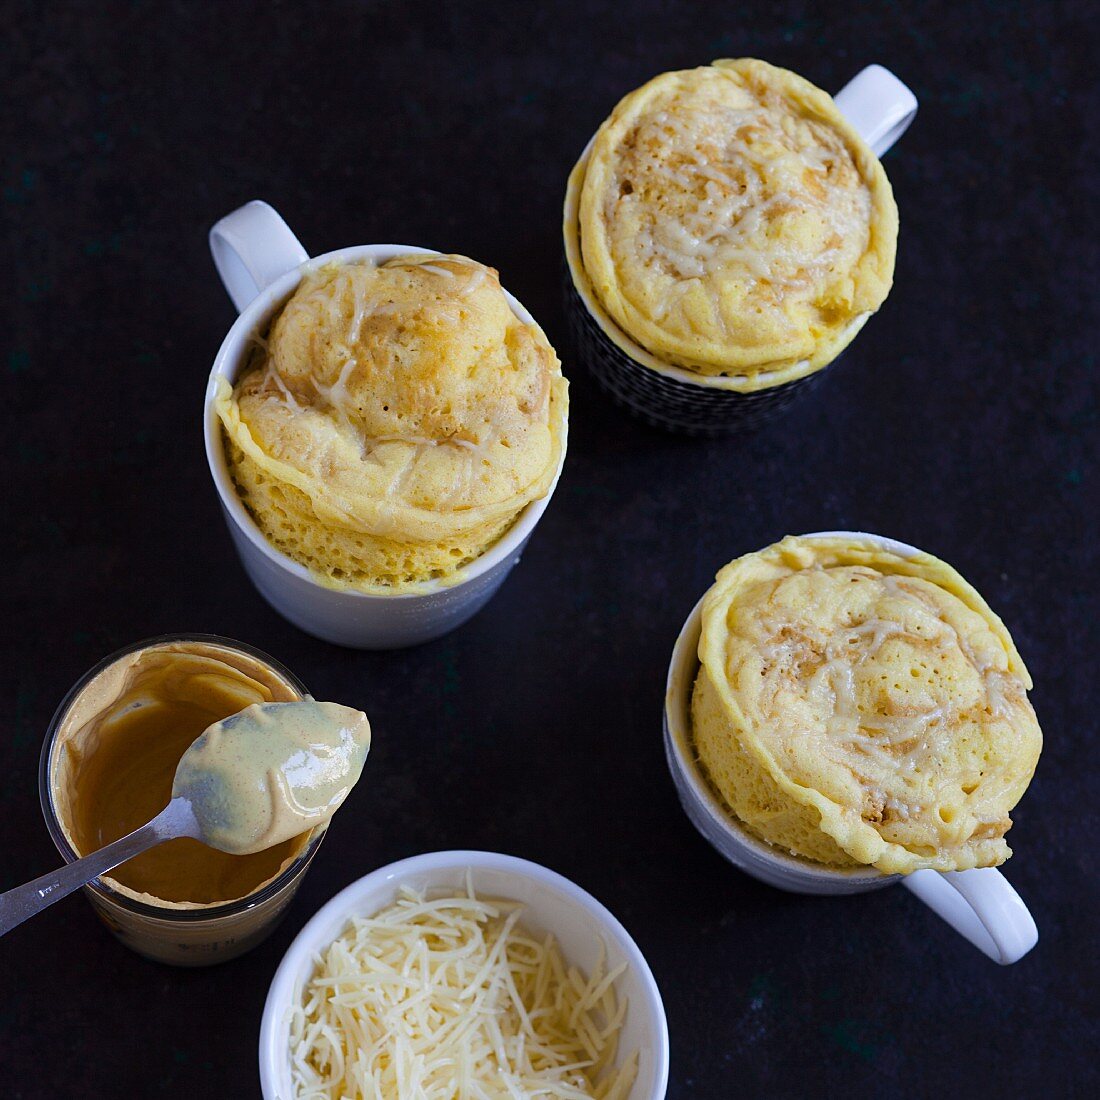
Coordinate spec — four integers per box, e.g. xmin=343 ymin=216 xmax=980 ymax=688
xmin=0 ymin=796 xmax=202 ymax=938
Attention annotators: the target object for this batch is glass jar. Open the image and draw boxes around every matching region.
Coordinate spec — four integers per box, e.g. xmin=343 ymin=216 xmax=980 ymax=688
xmin=39 ymin=634 xmax=325 ymax=966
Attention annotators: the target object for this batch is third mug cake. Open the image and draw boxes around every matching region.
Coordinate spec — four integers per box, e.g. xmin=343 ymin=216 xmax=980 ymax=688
xmin=691 ymin=535 xmax=1042 ymax=874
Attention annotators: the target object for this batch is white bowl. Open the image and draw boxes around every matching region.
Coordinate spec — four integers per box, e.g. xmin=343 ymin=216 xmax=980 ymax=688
xmin=259 ymin=850 xmax=670 ymax=1098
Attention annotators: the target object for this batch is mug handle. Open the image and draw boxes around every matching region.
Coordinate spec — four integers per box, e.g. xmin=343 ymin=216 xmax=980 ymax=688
xmin=834 ymin=64 xmax=918 ymax=157
xmin=209 ymin=200 xmax=309 ymax=313
xmin=902 ymin=868 xmax=1038 ymax=964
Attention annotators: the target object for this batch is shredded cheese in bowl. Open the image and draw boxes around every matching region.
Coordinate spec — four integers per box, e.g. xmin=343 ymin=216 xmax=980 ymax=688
xmin=288 ymin=878 xmax=638 ymax=1099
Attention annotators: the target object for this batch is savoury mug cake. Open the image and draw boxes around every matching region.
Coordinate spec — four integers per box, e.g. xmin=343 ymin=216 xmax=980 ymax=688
xmin=564 ymin=60 xmax=913 ymax=432
xmin=690 ymin=534 xmax=1042 ymax=874
xmin=216 ymin=254 xmax=568 ymax=592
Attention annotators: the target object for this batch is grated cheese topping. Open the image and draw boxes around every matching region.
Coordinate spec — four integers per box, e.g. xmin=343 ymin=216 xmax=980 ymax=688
xmin=288 ymin=879 xmax=638 ymax=1099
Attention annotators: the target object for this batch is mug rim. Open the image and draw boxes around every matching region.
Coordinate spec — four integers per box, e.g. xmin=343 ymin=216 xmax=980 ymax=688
xmin=258 ymin=849 xmax=670 ymax=1099
xmin=664 ymin=530 xmax=925 ymax=888
xmin=38 ymin=632 xmax=326 ymax=922
xmin=205 ymin=243 xmax=568 ymax=603
xmin=561 ymin=143 xmax=869 ymax=395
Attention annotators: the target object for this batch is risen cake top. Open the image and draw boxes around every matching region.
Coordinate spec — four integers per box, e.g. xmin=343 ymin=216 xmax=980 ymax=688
xmin=217 ymin=255 xmax=567 ymax=547
xmin=579 ymin=59 xmax=898 ymax=382
xmin=694 ymin=535 xmax=1042 ymax=873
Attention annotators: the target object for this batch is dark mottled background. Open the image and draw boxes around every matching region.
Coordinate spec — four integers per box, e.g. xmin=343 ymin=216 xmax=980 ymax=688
xmin=1 ymin=1 xmax=1097 ymax=1096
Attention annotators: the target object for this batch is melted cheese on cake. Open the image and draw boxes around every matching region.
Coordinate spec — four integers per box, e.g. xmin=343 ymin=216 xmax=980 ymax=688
xmin=692 ymin=536 xmax=1042 ymax=873
xmin=579 ymin=59 xmax=898 ymax=382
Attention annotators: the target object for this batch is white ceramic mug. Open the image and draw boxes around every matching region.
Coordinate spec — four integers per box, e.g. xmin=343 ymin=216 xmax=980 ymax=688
xmin=562 ymin=65 xmax=919 ymax=434
xmin=663 ymin=531 xmax=1039 ymax=964
xmin=258 ymin=851 xmax=670 ymax=1098
xmin=205 ymin=202 xmax=567 ymax=649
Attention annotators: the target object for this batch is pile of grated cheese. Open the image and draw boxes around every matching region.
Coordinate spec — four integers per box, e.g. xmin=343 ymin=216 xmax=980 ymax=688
xmin=289 ymin=878 xmax=638 ymax=1099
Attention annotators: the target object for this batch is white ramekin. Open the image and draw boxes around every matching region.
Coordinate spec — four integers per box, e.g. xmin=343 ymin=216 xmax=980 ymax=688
xmin=562 ymin=65 xmax=918 ymax=434
xmin=258 ymin=850 xmax=670 ymax=1099
xmin=206 ymin=202 xmax=567 ymax=649
xmin=664 ymin=531 xmax=1040 ymax=964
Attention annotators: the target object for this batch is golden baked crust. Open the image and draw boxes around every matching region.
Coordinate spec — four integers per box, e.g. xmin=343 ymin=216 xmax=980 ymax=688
xmin=217 ymin=256 xmax=567 ymax=590
xmin=579 ymin=59 xmax=898 ymax=382
xmin=692 ymin=535 xmax=1042 ymax=873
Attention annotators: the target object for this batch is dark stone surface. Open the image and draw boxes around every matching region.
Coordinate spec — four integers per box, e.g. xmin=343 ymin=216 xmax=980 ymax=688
xmin=1 ymin=1 xmax=1097 ymax=1096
